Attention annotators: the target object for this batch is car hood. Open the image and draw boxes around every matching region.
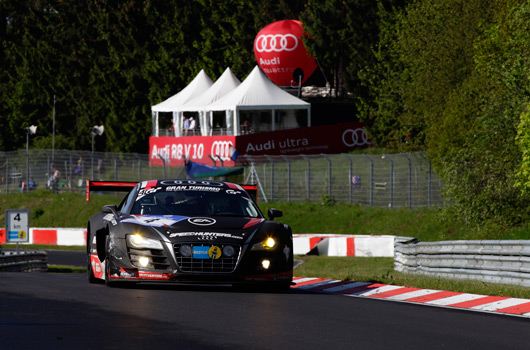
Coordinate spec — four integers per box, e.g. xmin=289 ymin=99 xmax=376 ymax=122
xmin=121 ymin=215 xmax=265 ymax=243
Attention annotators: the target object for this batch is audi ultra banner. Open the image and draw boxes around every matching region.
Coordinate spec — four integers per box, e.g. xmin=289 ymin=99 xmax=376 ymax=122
xmin=149 ymin=122 xmax=370 ymax=167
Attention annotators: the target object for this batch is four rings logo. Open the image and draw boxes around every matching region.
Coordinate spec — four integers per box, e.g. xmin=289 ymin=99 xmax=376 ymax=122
xmin=255 ymin=34 xmax=299 ymax=53
xmin=211 ymin=141 xmax=233 ymax=161
xmin=188 ymin=217 xmax=216 ymax=226
xmin=342 ymin=128 xmax=371 ymax=147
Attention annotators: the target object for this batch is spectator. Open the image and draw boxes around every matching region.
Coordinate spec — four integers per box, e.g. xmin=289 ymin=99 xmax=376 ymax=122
xmin=183 ymin=115 xmax=190 ymax=136
xmin=188 ymin=117 xmax=196 ymax=135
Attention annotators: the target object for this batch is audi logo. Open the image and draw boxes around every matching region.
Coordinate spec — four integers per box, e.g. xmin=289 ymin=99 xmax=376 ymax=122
xmin=188 ymin=217 xmax=216 ymax=226
xmin=342 ymin=128 xmax=371 ymax=147
xmin=211 ymin=141 xmax=234 ymax=161
xmin=255 ymin=34 xmax=299 ymax=53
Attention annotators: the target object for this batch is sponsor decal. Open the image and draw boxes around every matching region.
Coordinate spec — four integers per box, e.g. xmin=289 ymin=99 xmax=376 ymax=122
xmin=243 ymin=218 xmax=264 ymax=229
xmin=90 ymin=254 xmax=104 ymax=279
xmin=208 ymin=246 xmax=222 ymax=259
xmin=165 ymin=185 xmax=221 ymax=192
xmin=136 ymin=187 xmax=162 ymax=201
xmin=169 ymin=231 xmax=244 ymax=240
xmin=138 ymin=271 xmax=171 ymax=280
xmin=211 ymin=141 xmax=235 ymax=161
xmin=226 ymin=189 xmax=241 ymax=195
xmin=245 ymin=138 xmax=309 ymax=153
xmin=342 ymin=128 xmax=370 ymax=147
xmin=188 ymin=217 xmax=216 ymax=226
xmin=255 ymin=33 xmax=298 ymax=53
xmin=193 ymin=246 xmax=210 ymax=259
xmin=283 ymin=245 xmax=291 ymax=261
xmin=161 ymin=180 xmax=224 ymax=187
xmin=122 ymin=215 xmax=188 ymax=227
xmin=119 ymin=267 xmax=137 ymax=278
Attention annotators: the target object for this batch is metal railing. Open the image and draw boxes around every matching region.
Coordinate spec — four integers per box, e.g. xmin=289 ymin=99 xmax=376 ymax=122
xmin=0 ymin=249 xmax=48 ymax=272
xmin=1 ymin=149 xmax=444 ymax=208
xmin=395 ymin=240 xmax=530 ymax=287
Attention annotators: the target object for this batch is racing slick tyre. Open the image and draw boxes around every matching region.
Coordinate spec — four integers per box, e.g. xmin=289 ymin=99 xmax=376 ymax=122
xmin=87 ymin=255 xmax=100 ymax=284
xmin=104 ymin=236 xmax=120 ymax=288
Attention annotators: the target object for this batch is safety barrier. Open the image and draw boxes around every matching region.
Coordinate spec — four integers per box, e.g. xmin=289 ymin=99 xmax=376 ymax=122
xmin=395 ymin=240 xmax=530 ymax=287
xmin=0 ymin=249 xmax=48 ymax=272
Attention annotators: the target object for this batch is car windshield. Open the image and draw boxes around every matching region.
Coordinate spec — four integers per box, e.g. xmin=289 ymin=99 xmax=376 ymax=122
xmin=130 ymin=189 xmax=261 ymax=218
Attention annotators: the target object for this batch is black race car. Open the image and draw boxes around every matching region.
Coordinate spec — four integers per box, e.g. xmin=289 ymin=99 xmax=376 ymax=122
xmin=86 ymin=179 xmax=293 ymax=291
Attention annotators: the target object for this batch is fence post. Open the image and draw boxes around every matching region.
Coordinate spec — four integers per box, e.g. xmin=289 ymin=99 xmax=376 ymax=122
xmin=342 ymin=154 xmax=353 ymax=203
xmin=363 ymin=155 xmax=373 ymax=206
xmin=428 ymin=159 xmax=432 ymax=207
xmin=402 ymin=153 xmax=412 ymax=209
xmin=281 ymin=155 xmax=291 ymax=202
xmin=264 ymin=156 xmax=274 ymax=201
xmin=302 ymin=155 xmax=311 ymax=202
xmin=321 ymin=154 xmax=332 ymax=198
xmin=384 ymin=154 xmax=394 ymax=208
xmin=5 ymin=156 xmax=9 ymax=193
xmin=114 ymin=158 xmax=118 ymax=181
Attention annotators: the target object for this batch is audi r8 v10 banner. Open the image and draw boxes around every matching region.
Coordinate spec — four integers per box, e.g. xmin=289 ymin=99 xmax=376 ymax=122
xmin=149 ymin=122 xmax=370 ymax=167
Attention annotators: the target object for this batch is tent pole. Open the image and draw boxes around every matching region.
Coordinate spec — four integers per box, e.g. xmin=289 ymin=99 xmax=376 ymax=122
xmin=272 ymin=109 xmax=275 ymax=131
xmin=234 ymin=108 xmax=240 ymax=136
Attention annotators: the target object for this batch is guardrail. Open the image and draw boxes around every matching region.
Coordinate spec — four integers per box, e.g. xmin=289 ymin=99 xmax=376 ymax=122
xmin=394 ymin=240 xmax=530 ymax=287
xmin=0 ymin=249 xmax=48 ymax=272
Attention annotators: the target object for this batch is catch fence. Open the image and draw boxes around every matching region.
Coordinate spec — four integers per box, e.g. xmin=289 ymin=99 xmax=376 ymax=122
xmin=0 ymin=150 xmax=443 ymax=208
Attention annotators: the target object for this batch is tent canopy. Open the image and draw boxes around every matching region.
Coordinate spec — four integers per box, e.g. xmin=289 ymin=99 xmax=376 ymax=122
xmin=175 ymin=67 xmax=241 ymax=112
xmin=150 ymin=66 xmax=311 ymax=137
xmin=207 ymin=66 xmax=310 ymax=111
xmin=151 ymin=69 xmax=213 ymax=112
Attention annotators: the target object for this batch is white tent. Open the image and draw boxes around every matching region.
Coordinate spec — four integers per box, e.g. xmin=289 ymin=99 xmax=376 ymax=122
xmin=206 ymin=66 xmax=311 ymax=135
xmin=176 ymin=67 xmax=241 ymax=136
xmin=151 ymin=69 xmax=213 ymax=136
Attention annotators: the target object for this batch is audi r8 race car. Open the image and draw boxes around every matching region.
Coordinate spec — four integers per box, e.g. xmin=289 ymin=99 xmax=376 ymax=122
xmin=86 ymin=179 xmax=293 ymax=291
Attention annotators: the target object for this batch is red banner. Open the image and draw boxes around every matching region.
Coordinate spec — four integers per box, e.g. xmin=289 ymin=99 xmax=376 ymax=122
xmin=149 ymin=122 xmax=370 ymax=167
xmin=236 ymin=122 xmax=369 ymax=156
xmin=150 ymin=136 xmax=237 ymax=167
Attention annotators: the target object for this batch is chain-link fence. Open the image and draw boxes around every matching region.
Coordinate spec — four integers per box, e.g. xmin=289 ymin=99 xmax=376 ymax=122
xmin=0 ymin=149 xmax=443 ymax=208
xmin=240 ymin=152 xmax=443 ymax=208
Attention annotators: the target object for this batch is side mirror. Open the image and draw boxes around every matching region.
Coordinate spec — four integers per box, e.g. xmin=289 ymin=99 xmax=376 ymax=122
xmin=102 ymin=205 xmax=119 ymax=219
xmin=267 ymin=208 xmax=283 ymax=221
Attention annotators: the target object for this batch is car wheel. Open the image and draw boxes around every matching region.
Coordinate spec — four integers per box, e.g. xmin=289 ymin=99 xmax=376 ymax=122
xmin=87 ymin=255 xmax=99 ymax=284
xmin=104 ymin=236 xmax=119 ymax=287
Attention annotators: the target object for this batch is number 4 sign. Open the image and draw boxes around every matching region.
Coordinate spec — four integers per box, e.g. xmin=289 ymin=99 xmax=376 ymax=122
xmin=6 ymin=209 xmax=30 ymax=243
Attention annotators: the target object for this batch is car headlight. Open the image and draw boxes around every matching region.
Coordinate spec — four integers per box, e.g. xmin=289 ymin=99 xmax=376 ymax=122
xmin=251 ymin=237 xmax=277 ymax=251
xmin=127 ymin=234 xmax=164 ymax=250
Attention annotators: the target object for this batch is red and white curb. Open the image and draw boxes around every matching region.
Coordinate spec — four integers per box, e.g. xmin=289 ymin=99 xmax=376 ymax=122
xmin=292 ymin=277 xmax=530 ymax=318
xmin=293 ymin=234 xmax=395 ymax=257
xmin=0 ymin=228 xmax=86 ymax=246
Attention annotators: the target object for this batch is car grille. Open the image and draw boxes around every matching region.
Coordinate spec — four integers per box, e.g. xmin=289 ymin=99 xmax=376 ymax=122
xmin=173 ymin=243 xmax=241 ymax=273
xmin=127 ymin=248 xmax=170 ymax=270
